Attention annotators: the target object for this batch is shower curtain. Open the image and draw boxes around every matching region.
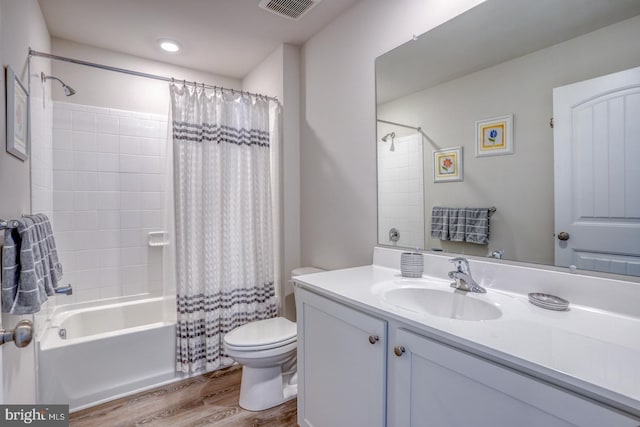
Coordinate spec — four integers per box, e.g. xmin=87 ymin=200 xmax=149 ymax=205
xmin=170 ymin=84 xmax=278 ymax=373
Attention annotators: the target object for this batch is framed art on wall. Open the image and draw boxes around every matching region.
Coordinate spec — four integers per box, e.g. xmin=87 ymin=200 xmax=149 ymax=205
xmin=433 ymin=146 xmax=463 ymax=182
xmin=6 ymin=66 xmax=29 ymax=161
xmin=476 ymin=114 xmax=513 ymax=157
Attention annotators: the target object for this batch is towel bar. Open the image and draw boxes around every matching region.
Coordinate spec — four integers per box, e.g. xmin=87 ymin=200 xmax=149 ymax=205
xmin=0 ymin=219 xmax=20 ymax=230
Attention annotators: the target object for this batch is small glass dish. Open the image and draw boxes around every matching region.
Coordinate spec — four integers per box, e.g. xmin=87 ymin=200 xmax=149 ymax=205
xmin=528 ymin=293 xmax=569 ymax=311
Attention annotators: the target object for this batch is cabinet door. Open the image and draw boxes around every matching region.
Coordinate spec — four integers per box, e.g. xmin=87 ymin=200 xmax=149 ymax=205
xmin=296 ymin=288 xmax=387 ymax=427
xmin=390 ymin=329 xmax=639 ymax=427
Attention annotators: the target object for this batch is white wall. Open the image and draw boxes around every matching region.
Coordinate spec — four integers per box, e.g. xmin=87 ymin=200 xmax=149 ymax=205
xmin=300 ymin=0 xmax=484 ymax=270
xmin=50 ymin=38 xmax=241 ymax=115
xmin=377 ymin=15 xmax=640 ymax=264
xmin=0 ymin=0 xmax=51 ymax=405
xmin=243 ymin=44 xmax=302 ymax=320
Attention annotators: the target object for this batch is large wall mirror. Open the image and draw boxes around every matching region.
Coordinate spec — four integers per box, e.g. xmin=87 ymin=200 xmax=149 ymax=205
xmin=376 ymin=0 xmax=640 ymax=277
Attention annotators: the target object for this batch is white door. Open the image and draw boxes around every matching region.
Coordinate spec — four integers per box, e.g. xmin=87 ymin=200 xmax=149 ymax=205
xmin=554 ymin=67 xmax=640 ymax=275
xmin=1 ymin=314 xmax=37 ymax=404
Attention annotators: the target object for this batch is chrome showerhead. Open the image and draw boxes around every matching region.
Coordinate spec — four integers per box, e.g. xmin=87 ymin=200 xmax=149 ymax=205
xmin=381 ymin=132 xmax=395 ymax=142
xmin=63 ymin=84 xmax=76 ymax=96
xmin=381 ymin=132 xmax=396 ymax=151
xmin=41 ymin=72 xmax=76 ymax=96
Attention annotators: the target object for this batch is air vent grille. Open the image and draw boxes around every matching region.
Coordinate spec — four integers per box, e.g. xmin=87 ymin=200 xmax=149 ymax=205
xmin=259 ymin=0 xmax=320 ymax=21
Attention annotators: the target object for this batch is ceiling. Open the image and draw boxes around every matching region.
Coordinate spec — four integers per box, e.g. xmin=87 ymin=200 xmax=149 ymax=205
xmin=376 ymin=0 xmax=640 ymax=104
xmin=38 ymin=0 xmax=360 ymax=79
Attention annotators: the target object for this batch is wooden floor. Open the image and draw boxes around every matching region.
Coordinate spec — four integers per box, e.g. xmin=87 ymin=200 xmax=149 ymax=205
xmin=70 ymin=366 xmax=298 ymax=427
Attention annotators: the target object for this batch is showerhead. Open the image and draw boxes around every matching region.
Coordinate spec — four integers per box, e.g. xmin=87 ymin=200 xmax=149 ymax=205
xmin=381 ymin=132 xmax=396 ymax=151
xmin=41 ymin=72 xmax=76 ymax=96
xmin=63 ymin=84 xmax=76 ymax=96
xmin=381 ymin=132 xmax=395 ymax=142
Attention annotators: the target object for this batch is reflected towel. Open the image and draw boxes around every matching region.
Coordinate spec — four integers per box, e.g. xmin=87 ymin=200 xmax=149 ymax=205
xmin=430 ymin=207 xmax=450 ymax=240
xmin=465 ymin=208 xmax=490 ymax=244
xmin=448 ymin=208 xmax=466 ymax=242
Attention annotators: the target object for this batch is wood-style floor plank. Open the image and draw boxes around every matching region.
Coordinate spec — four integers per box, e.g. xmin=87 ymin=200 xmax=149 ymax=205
xmin=70 ymin=366 xmax=298 ymax=427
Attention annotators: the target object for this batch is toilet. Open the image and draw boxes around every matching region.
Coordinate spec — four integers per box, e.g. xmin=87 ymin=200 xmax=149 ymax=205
xmin=223 ymin=266 xmax=324 ymax=411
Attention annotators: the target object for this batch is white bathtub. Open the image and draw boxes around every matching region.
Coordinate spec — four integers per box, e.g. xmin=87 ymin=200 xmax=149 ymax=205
xmin=37 ymin=296 xmax=179 ymax=412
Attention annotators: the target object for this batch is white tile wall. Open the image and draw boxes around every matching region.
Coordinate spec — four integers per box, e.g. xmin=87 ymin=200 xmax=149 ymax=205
xmin=51 ymin=102 xmax=168 ymax=304
xmin=377 ymin=133 xmax=425 ymax=249
xmin=31 ymin=88 xmax=62 ymax=334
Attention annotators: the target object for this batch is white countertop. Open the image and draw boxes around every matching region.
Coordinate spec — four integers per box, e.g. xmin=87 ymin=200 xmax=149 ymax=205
xmin=293 ymin=262 xmax=640 ymax=417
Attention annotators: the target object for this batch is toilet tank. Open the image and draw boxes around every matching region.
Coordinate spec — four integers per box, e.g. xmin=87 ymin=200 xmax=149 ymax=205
xmin=285 ymin=267 xmax=325 ymax=321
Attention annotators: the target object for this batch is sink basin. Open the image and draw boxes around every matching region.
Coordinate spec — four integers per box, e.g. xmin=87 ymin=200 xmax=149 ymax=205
xmin=382 ymin=287 xmax=502 ymax=321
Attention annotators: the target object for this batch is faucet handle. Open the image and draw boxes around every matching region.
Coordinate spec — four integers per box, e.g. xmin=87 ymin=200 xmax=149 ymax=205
xmin=449 ymin=257 xmax=470 ymax=273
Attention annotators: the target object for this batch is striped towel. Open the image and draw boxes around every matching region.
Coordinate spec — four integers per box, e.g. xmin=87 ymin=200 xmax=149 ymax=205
xmin=1 ymin=214 xmax=63 ymax=314
xmin=465 ymin=208 xmax=490 ymax=244
xmin=448 ymin=208 xmax=466 ymax=242
xmin=430 ymin=207 xmax=450 ymax=240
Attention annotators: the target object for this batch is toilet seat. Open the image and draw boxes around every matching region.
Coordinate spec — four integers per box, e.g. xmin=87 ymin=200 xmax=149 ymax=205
xmin=224 ymin=317 xmax=296 ymax=351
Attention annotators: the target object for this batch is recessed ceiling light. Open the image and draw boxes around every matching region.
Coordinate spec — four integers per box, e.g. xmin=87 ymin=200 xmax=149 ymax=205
xmin=159 ymin=39 xmax=181 ymax=53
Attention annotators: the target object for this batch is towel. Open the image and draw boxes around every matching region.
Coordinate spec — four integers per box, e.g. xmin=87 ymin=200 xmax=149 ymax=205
xmin=430 ymin=207 xmax=450 ymax=240
xmin=1 ymin=214 xmax=63 ymax=314
xmin=448 ymin=208 xmax=466 ymax=242
xmin=25 ymin=213 xmax=63 ymax=289
xmin=465 ymin=208 xmax=490 ymax=244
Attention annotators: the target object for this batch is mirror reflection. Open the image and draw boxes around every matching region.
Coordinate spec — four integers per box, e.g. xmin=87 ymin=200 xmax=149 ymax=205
xmin=376 ymin=0 xmax=640 ymax=276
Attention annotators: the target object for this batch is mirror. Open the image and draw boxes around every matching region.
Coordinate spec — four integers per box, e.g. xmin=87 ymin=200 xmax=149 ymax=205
xmin=376 ymin=0 xmax=640 ymax=276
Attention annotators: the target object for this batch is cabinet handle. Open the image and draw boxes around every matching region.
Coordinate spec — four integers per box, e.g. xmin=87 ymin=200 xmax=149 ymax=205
xmin=394 ymin=346 xmax=405 ymax=357
xmin=368 ymin=335 xmax=379 ymax=344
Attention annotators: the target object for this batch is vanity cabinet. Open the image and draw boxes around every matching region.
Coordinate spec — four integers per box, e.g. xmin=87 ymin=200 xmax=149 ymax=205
xmin=295 ymin=288 xmax=387 ymax=427
xmin=296 ymin=286 xmax=640 ymax=427
xmin=388 ymin=328 xmax=639 ymax=427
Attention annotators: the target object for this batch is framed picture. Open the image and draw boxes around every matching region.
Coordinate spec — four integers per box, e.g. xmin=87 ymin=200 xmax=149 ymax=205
xmin=475 ymin=114 xmax=513 ymax=157
xmin=433 ymin=146 xmax=463 ymax=182
xmin=6 ymin=66 xmax=29 ymax=161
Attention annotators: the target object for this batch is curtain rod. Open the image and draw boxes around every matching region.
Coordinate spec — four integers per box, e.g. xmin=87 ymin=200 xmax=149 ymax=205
xmin=29 ymin=48 xmax=279 ymax=104
xmin=376 ymin=119 xmax=421 ymax=132
xmin=377 ymin=118 xmax=437 ymax=146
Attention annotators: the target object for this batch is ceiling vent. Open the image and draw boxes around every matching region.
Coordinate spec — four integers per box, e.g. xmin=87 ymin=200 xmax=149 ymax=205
xmin=259 ymin=0 xmax=321 ymax=21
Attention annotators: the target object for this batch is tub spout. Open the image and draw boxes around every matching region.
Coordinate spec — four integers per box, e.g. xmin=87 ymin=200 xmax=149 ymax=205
xmin=55 ymin=285 xmax=73 ymax=296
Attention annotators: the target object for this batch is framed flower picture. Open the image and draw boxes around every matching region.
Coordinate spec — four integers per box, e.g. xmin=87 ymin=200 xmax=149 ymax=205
xmin=475 ymin=114 xmax=513 ymax=157
xmin=433 ymin=146 xmax=463 ymax=182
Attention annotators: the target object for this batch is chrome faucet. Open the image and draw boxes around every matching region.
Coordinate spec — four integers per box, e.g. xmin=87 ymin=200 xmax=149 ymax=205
xmin=54 ymin=285 xmax=73 ymax=296
xmin=448 ymin=257 xmax=485 ymax=293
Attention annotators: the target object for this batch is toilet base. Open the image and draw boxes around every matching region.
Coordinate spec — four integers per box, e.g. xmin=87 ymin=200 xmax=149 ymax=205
xmin=238 ymin=365 xmax=297 ymax=411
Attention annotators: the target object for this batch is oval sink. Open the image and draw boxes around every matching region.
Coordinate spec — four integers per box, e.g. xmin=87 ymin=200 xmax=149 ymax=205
xmin=382 ymin=287 xmax=502 ymax=321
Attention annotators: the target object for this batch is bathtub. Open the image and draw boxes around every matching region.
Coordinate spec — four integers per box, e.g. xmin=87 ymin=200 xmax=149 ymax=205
xmin=37 ymin=296 xmax=179 ymax=412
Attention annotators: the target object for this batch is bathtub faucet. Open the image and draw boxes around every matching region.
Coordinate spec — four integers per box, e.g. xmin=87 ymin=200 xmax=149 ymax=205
xmin=55 ymin=285 xmax=73 ymax=296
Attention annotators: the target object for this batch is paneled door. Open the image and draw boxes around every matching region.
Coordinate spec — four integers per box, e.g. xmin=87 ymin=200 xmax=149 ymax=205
xmin=553 ymin=66 xmax=640 ymax=276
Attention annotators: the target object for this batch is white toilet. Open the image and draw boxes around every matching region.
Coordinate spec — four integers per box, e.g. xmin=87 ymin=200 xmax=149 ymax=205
xmin=223 ymin=266 xmax=324 ymax=411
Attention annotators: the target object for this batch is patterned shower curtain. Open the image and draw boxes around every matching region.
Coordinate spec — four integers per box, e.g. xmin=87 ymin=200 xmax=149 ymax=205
xmin=170 ymin=84 xmax=277 ymax=373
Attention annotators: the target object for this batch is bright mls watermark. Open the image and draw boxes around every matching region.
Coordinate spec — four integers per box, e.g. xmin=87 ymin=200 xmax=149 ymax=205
xmin=1 ymin=405 xmax=68 ymax=426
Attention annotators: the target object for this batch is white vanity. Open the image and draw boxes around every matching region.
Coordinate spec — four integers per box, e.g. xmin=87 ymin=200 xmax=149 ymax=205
xmin=293 ymin=247 xmax=640 ymax=427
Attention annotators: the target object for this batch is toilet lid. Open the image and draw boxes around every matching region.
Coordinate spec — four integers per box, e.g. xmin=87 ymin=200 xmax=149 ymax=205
xmin=224 ymin=317 xmax=296 ymax=350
